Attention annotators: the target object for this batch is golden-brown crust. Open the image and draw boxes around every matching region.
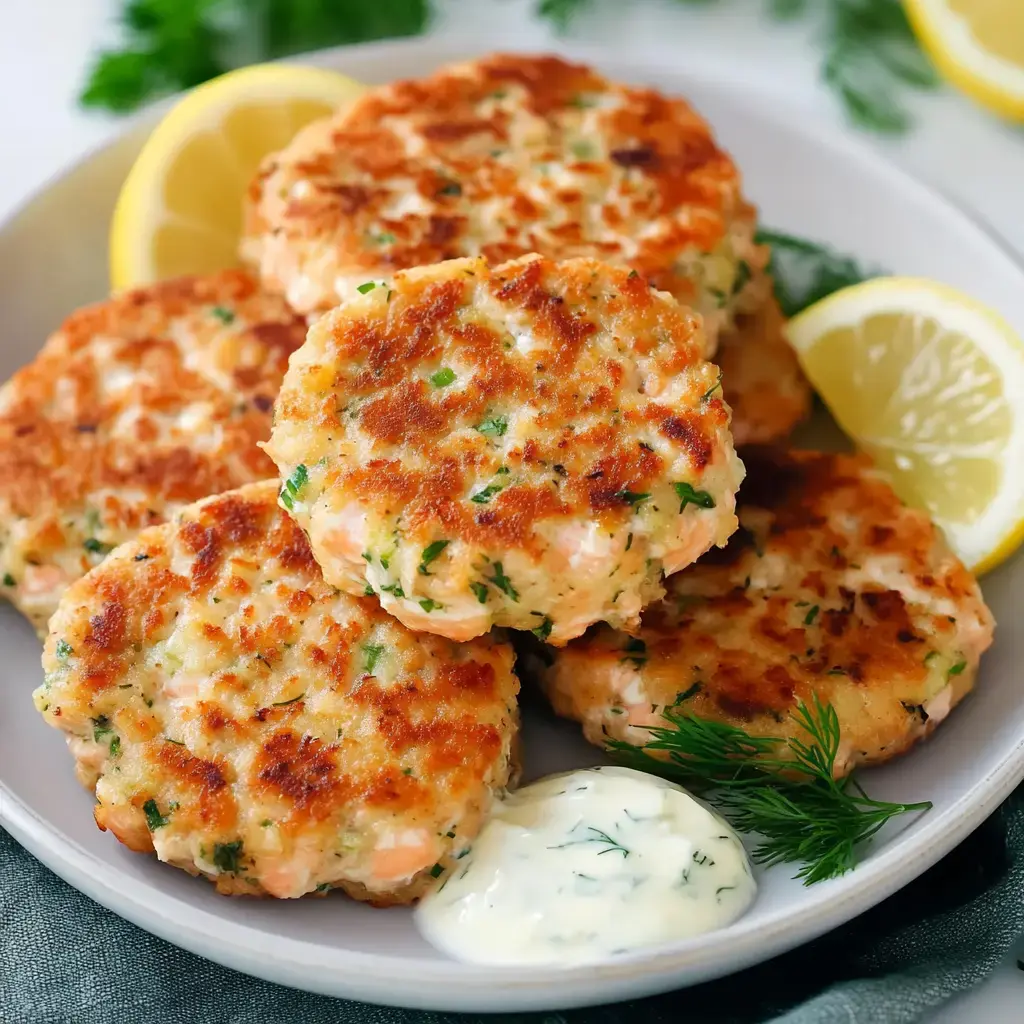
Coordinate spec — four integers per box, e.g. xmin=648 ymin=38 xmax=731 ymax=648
xmin=35 ymin=481 xmax=520 ymax=902
xmin=264 ymin=255 xmax=744 ymax=642
xmin=717 ymin=290 xmax=812 ymax=446
xmin=534 ymin=448 xmax=994 ymax=774
xmin=0 ymin=271 xmax=306 ymax=634
xmin=244 ymin=53 xmax=766 ymax=337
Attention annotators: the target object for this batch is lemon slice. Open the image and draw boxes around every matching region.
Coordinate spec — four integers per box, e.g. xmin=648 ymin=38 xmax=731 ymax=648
xmin=786 ymin=278 xmax=1024 ymax=573
xmin=110 ymin=63 xmax=366 ymax=290
xmin=905 ymin=0 xmax=1024 ymax=121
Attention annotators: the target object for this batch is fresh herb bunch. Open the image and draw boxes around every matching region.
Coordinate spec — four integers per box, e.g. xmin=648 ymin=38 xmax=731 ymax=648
xmin=609 ymin=694 xmax=932 ymax=884
xmin=81 ymin=0 xmax=431 ymax=112
xmin=547 ymin=0 xmax=940 ymax=134
xmin=82 ymin=0 xmax=937 ymax=130
xmin=757 ymin=228 xmax=877 ymax=317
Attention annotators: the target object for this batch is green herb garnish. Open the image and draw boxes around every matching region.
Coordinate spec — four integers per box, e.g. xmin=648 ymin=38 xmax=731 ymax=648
xmin=419 ymin=598 xmax=442 ymax=613
xmin=109 ymin=736 xmax=122 ymax=757
xmin=542 ymin=0 xmax=938 ymax=134
xmin=2 ymin=573 xmax=14 ymax=587
xmin=948 ymin=660 xmax=967 ymax=678
xmin=429 ymin=863 xmax=444 ymax=878
xmin=673 ymin=482 xmax=716 ymax=512
xmin=84 ymin=538 xmax=111 ymax=554
xmin=429 ymin=367 xmax=456 ymax=388
xmin=363 ymin=643 xmax=385 ymax=674
xmin=143 ymin=799 xmax=170 ymax=830
xmin=804 ymin=605 xmax=820 ymax=626
xmin=615 ymin=490 xmax=650 ymax=507
xmin=210 ymin=305 xmax=235 ymax=324
xmin=469 ymin=581 xmax=489 ymax=604
xmin=476 ymin=416 xmax=508 ymax=437
xmin=357 ymin=281 xmax=376 ymax=294
xmin=56 ymin=639 xmax=74 ymax=660
xmin=380 ymin=582 xmax=405 ymax=598
xmin=418 ymin=540 xmax=450 ymax=575
xmin=212 ymin=840 xmax=244 ymax=874
xmin=732 ymin=259 xmax=751 ymax=297
xmin=272 ymin=693 xmax=305 ymax=707
xmin=279 ymin=463 xmax=308 ymax=511
xmin=470 ymin=480 xmax=506 ymax=504
xmin=701 ymin=371 xmax=724 ymax=403
xmin=92 ymin=715 xmax=112 ymax=741
xmin=531 ymin=617 xmax=554 ymax=641
xmin=758 ymin=229 xmax=876 ymax=318
xmin=487 ymin=562 xmax=519 ymax=601
xmin=609 ymin=695 xmax=931 ymax=884
xmin=80 ymin=0 xmax=432 ymax=113
xmin=550 ymin=826 xmax=629 ymax=859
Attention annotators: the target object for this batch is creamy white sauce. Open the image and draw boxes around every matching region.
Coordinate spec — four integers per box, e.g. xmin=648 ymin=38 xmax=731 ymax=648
xmin=415 ymin=766 xmax=755 ymax=966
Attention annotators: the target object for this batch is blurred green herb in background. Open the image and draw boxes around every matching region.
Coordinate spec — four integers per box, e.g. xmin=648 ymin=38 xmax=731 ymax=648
xmin=546 ymin=0 xmax=940 ymax=133
xmin=83 ymin=0 xmax=938 ymax=134
xmin=80 ymin=0 xmax=431 ymax=112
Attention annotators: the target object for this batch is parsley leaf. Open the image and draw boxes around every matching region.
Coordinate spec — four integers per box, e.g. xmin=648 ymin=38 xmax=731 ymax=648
xmin=469 ymin=581 xmax=489 ymax=604
xmin=615 ymin=490 xmax=650 ymax=507
xmin=430 ymin=367 xmax=456 ymax=388
xmin=674 ymin=482 xmax=716 ymax=512
xmin=280 ymin=463 xmax=308 ymax=511
xmin=143 ymin=799 xmax=170 ymax=830
xmin=757 ymin=229 xmax=877 ymax=317
xmin=357 ymin=281 xmax=376 ymax=294
xmin=470 ymin=480 xmax=507 ymax=504
xmin=363 ymin=643 xmax=385 ymax=674
xmin=531 ymin=616 xmax=554 ymax=641
xmin=476 ymin=416 xmax=508 ymax=437
xmin=210 ymin=305 xmax=235 ymax=324
xmin=419 ymin=598 xmax=443 ymax=612
xmin=2 ymin=573 xmax=14 ymax=587
xmin=418 ymin=540 xmax=450 ymax=575
xmin=487 ymin=562 xmax=519 ymax=602
xmin=212 ymin=840 xmax=244 ymax=874
xmin=80 ymin=0 xmax=431 ymax=113
xmin=56 ymin=639 xmax=74 ymax=660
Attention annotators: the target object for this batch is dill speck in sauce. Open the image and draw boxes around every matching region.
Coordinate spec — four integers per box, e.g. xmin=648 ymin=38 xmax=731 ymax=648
xmin=415 ymin=766 xmax=755 ymax=965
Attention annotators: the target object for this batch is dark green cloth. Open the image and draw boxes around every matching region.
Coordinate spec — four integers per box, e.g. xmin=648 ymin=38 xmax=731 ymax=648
xmin=2 ymin=788 xmax=1021 ymax=1024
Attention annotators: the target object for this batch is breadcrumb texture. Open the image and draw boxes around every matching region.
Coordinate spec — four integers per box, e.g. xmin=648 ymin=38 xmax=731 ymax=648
xmin=534 ymin=448 xmax=994 ymax=775
xmin=718 ymin=290 xmax=811 ymax=446
xmin=244 ymin=52 xmax=768 ymax=348
xmin=34 ymin=481 xmax=520 ymax=904
xmin=0 ymin=271 xmax=306 ymax=635
xmin=264 ymin=254 xmax=744 ymax=645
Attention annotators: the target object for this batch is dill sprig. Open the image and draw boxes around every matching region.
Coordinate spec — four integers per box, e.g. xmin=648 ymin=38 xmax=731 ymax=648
xmin=608 ymin=694 xmax=932 ymax=884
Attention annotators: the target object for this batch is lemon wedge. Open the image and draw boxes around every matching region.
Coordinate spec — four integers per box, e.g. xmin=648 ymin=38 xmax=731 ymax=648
xmin=110 ymin=63 xmax=366 ymax=290
xmin=786 ymin=278 xmax=1024 ymax=573
xmin=905 ymin=0 xmax=1024 ymax=121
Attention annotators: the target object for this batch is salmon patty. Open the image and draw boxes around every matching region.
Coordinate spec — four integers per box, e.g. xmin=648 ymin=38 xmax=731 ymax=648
xmin=531 ymin=448 xmax=993 ymax=775
xmin=243 ymin=53 xmax=769 ymax=350
xmin=0 ymin=271 xmax=306 ymax=635
xmin=263 ymin=255 xmax=744 ymax=645
xmin=34 ymin=481 xmax=520 ymax=904
xmin=717 ymin=290 xmax=811 ymax=446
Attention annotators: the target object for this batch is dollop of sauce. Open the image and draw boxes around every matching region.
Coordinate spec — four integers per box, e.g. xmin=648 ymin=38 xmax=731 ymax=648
xmin=415 ymin=766 xmax=756 ymax=966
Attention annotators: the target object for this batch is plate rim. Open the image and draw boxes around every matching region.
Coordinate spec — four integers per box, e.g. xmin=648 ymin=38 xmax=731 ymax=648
xmin=2 ymin=34 xmax=1024 ymax=1014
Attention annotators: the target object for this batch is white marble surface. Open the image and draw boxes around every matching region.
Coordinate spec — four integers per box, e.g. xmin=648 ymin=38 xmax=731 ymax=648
xmin=1 ymin=0 xmax=1020 ymax=1019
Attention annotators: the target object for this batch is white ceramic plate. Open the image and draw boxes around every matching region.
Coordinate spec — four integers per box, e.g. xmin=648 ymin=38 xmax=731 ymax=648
xmin=2 ymin=38 xmax=1023 ymax=1015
